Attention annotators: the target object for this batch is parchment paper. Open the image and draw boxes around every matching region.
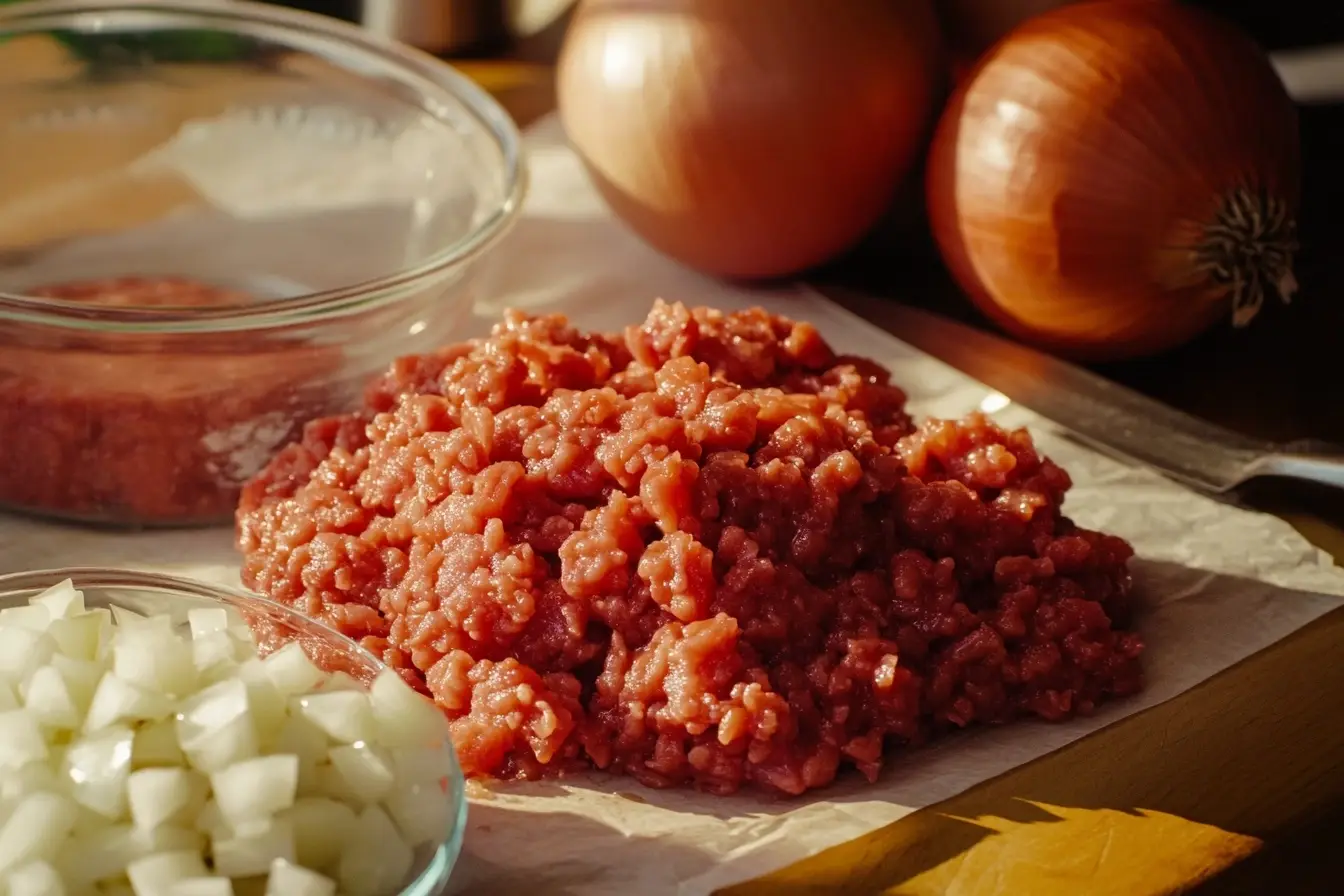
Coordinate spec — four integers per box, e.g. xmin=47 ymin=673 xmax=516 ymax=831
xmin=3 ymin=113 xmax=1344 ymax=895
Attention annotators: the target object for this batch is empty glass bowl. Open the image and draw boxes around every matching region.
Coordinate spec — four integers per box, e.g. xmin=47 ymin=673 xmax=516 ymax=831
xmin=0 ymin=0 xmax=525 ymax=528
xmin=0 ymin=566 xmax=468 ymax=895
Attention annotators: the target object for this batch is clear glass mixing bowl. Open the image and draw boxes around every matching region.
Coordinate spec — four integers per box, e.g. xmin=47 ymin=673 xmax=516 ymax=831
xmin=0 ymin=566 xmax=469 ymax=895
xmin=0 ymin=0 xmax=525 ymax=528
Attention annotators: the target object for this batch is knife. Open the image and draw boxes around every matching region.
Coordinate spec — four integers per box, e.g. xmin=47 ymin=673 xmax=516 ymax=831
xmin=832 ymin=295 xmax=1344 ymax=496
xmin=1272 ymin=43 xmax=1344 ymax=105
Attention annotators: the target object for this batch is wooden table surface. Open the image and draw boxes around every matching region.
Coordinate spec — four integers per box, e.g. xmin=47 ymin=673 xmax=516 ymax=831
xmin=2 ymin=23 xmax=1341 ymax=895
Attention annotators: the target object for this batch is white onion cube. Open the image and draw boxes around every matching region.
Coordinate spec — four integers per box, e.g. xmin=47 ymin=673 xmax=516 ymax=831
xmin=261 ymin=644 xmax=325 ymax=698
xmin=58 ymin=824 xmax=199 ymax=886
xmin=319 ymin=673 xmax=363 ymax=693
xmin=109 ymin=606 xmax=148 ymax=629
xmin=49 ymin=656 xmax=101 ymax=713
xmin=120 ymin=611 xmax=175 ymax=638
xmin=0 ymin=628 xmax=56 ymax=689
xmin=113 ymin=628 xmax=196 ymax=699
xmin=0 ymin=681 xmax=17 ymax=712
xmin=32 ymin=580 xmax=84 ymax=619
xmin=0 ymin=605 xmax=51 ymax=632
xmin=23 ymin=666 xmax=82 ymax=730
xmin=127 ymin=768 xmax=207 ymax=831
xmin=293 ymin=692 xmax=373 ymax=745
xmin=265 ymin=860 xmax=335 ymax=896
xmin=84 ymin=674 xmax=173 ymax=733
xmin=70 ymin=803 xmax=113 ymax=836
xmin=0 ymin=791 xmax=79 ymax=874
xmin=192 ymin=633 xmax=238 ymax=681
xmin=186 ymin=609 xmax=229 ymax=641
xmin=127 ymin=850 xmax=210 ymax=895
xmin=132 ymin=720 xmax=186 ymax=769
xmin=385 ymin=781 xmax=454 ymax=848
xmin=327 ymin=743 xmax=394 ymax=805
xmin=211 ymin=817 xmax=294 ymax=879
xmin=176 ymin=679 xmax=248 ymax=735
xmin=310 ymin=764 xmax=353 ymax=806
xmin=391 ymin=746 xmax=454 ymax=790
xmin=46 ymin=613 xmax=106 ymax=663
xmin=63 ymin=726 xmax=134 ymax=819
xmin=210 ymin=755 xmax=299 ymax=828
xmin=270 ymin=716 xmax=328 ymax=797
xmin=192 ymin=799 xmax=223 ymax=837
xmin=176 ymin=680 xmax=257 ymax=773
xmin=279 ymin=798 xmax=356 ymax=872
xmin=0 ymin=762 xmax=59 ymax=802
xmin=236 ymin=661 xmax=285 ymax=747
xmin=180 ymin=714 xmax=257 ymax=775
xmin=4 ymin=859 xmax=65 ymax=896
xmin=368 ymin=669 xmax=446 ymax=749
xmin=0 ymin=710 xmax=48 ymax=770
xmin=337 ymin=806 xmax=413 ymax=896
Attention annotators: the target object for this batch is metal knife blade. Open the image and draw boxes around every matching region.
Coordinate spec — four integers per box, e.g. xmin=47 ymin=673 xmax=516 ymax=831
xmin=828 ymin=294 xmax=1311 ymax=494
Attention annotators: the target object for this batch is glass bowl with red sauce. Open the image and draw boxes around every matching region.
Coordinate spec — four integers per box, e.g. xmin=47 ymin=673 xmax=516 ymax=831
xmin=0 ymin=0 xmax=525 ymax=528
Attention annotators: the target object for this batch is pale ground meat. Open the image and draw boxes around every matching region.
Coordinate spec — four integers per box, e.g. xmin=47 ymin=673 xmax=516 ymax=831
xmin=237 ymin=301 xmax=1143 ymax=796
xmin=0 ymin=277 xmax=335 ymax=526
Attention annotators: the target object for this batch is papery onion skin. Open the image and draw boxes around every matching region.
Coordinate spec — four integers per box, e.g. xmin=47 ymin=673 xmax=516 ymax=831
xmin=926 ymin=1 xmax=1299 ymax=361
xmin=557 ymin=0 xmax=943 ymax=280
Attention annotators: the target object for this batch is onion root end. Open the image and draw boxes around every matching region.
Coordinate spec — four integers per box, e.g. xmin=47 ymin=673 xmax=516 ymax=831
xmin=1194 ymin=186 xmax=1298 ymax=329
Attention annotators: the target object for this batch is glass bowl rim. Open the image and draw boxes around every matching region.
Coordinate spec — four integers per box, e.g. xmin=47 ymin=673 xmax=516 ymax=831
xmin=0 ymin=565 xmax=382 ymax=663
xmin=0 ymin=0 xmax=528 ymax=334
xmin=0 ymin=564 xmax=469 ymax=896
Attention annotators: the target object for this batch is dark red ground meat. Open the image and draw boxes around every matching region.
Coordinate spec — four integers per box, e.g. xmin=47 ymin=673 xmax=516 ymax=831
xmin=237 ymin=301 xmax=1143 ymax=796
xmin=0 ymin=277 xmax=338 ymax=527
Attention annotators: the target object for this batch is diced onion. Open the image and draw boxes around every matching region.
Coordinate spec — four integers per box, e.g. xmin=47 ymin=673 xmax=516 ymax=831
xmin=0 ymin=580 xmax=456 ymax=896
xmin=269 ymin=858 xmax=338 ymax=896
xmin=6 ymin=859 xmax=65 ymax=896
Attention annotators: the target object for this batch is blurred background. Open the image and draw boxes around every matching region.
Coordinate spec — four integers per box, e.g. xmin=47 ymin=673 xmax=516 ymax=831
xmin=259 ymin=0 xmax=1344 ymax=56
xmin=270 ymin=0 xmax=573 ymax=57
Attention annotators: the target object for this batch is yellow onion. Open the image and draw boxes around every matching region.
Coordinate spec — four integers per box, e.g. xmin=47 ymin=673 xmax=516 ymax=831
xmin=926 ymin=1 xmax=1299 ymax=361
xmin=557 ymin=0 xmax=943 ymax=280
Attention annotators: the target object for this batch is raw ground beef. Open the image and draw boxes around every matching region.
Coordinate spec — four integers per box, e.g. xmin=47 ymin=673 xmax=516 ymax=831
xmin=0 ymin=277 xmax=338 ymax=527
xmin=236 ymin=301 xmax=1143 ymax=796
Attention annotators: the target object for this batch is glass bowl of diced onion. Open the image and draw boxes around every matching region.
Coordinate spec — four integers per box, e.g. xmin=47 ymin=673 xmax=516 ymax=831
xmin=0 ymin=567 xmax=466 ymax=896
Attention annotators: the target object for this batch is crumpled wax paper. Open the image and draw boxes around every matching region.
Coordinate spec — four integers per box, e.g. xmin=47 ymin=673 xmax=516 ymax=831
xmin=2 ymin=113 xmax=1343 ymax=896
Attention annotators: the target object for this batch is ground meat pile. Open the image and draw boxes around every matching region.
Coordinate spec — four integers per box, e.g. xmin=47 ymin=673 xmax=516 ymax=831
xmin=237 ymin=301 xmax=1143 ymax=796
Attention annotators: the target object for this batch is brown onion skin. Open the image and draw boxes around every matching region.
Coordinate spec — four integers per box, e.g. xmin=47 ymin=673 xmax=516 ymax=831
xmin=926 ymin=1 xmax=1299 ymax=362
xmin=558 ymin=0 xmax=943 ymax=280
